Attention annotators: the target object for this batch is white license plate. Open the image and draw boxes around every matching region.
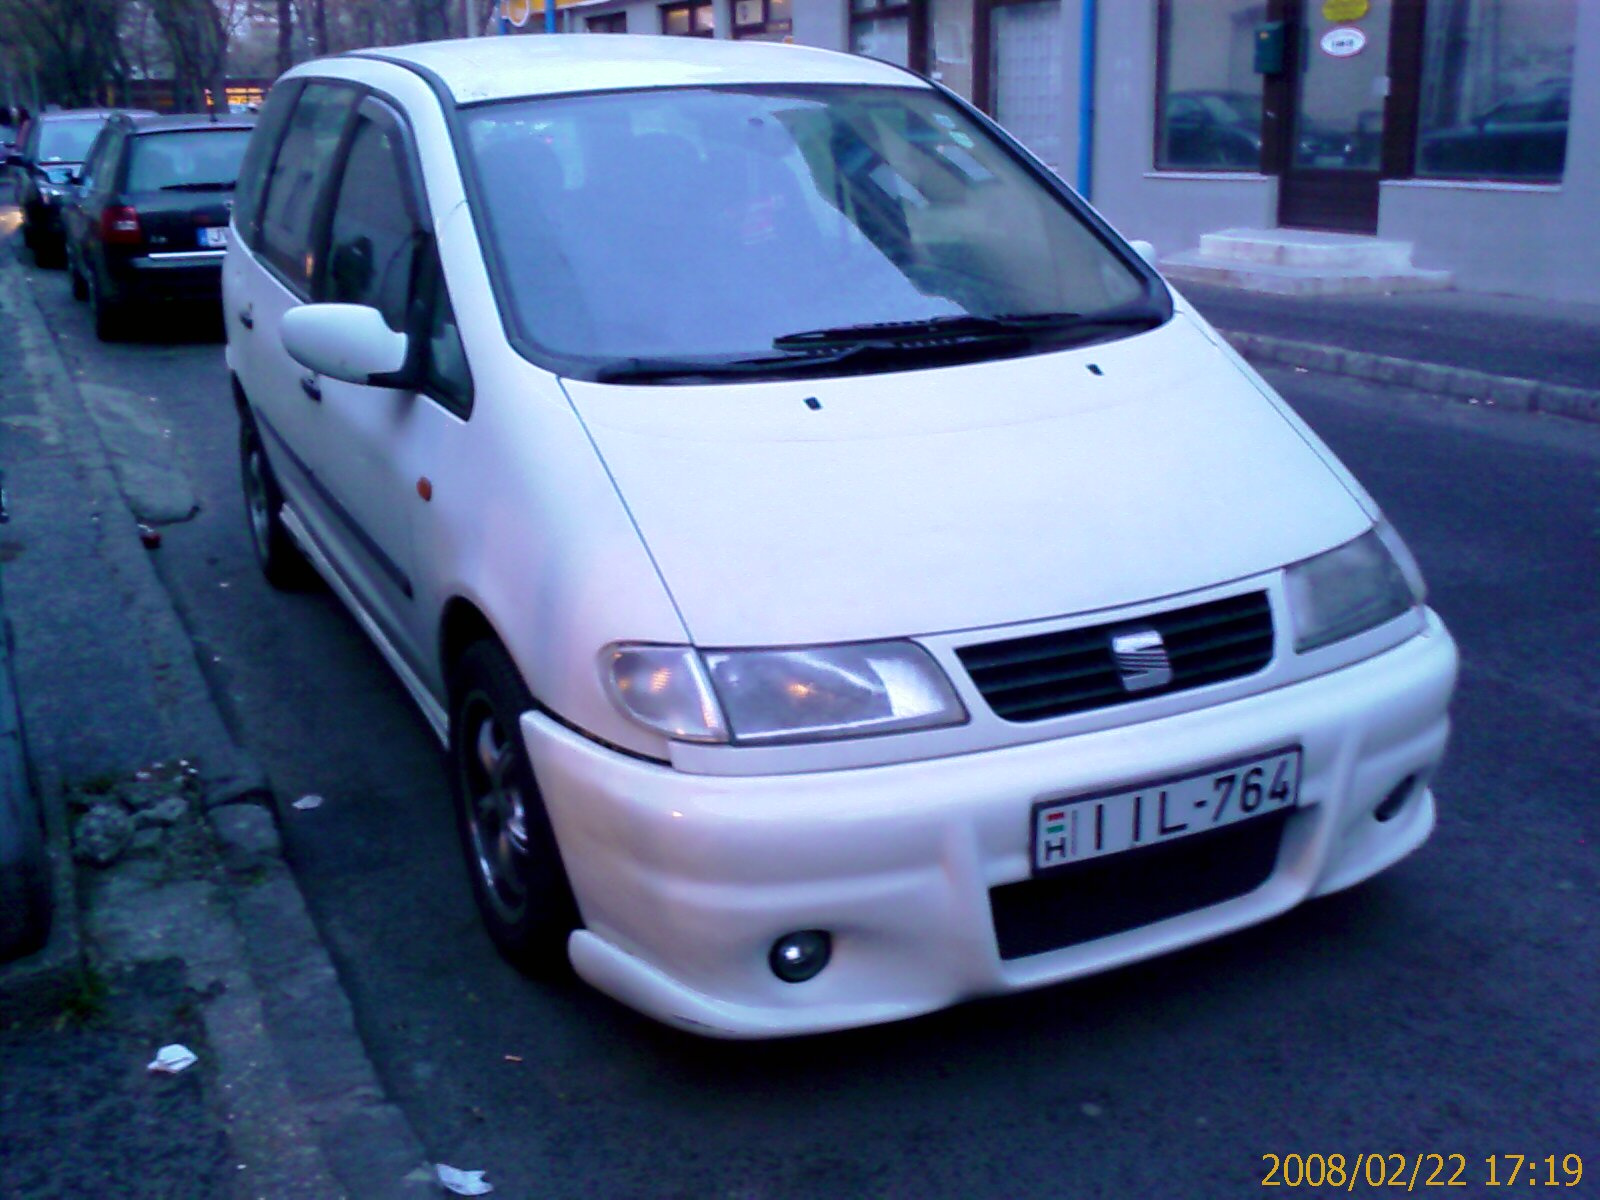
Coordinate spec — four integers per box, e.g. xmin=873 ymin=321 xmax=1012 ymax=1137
xmin=1031 ymin=747 xmax=1301 ymax=875
xmin=198 ymin=226 xmax=229 ymax=248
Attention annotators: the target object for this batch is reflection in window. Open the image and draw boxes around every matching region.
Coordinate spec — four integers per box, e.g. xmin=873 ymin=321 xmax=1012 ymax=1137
xmin=733 ymin=0 xmax=792 ymax=41
xmin=850 ymin=0 xmax=911 ymax=67
xmin=1154 ymin=0 xmax=1266 ymax=172
xmin=1415 ymin=0 xmax=1573 ymax=181
xmin=661 ymin=1 xmax=713 ymax=36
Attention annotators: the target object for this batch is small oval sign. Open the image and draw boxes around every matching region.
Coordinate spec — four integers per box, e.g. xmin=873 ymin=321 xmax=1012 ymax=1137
xmin=1320 ymin=26 xmax=1367 ymax=57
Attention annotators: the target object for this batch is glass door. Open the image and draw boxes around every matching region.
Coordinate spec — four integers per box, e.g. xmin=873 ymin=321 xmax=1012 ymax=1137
xmin=1276 ymin=0 xmax=1394 ymax=232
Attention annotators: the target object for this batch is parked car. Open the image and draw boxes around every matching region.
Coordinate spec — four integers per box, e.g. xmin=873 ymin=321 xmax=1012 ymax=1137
xmin=6 ymin=108 xmax=145 ymax=266
xmin=1418 ymin=78 xmax=1569 ymax=180
xmin=63 ymin=112 xmax=255 ymax=340
xmin=0 ymin=539 xmax=50 ymax=964
xmin=1161 ymin=90 xmax=1263 ymax=169
xmin=226 ymin=37 xmax=1458 ymax=1038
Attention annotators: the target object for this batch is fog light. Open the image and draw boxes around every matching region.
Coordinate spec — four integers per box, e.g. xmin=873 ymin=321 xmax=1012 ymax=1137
xmin=769 ymin=930 xmax=831 ymax=983
xmin=1374 ymin=776 xmax=1416 ymax=823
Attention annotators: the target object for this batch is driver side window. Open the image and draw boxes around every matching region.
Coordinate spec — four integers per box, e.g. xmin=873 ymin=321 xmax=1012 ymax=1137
xmin=320 ymin=105 xmax=473 ymax=417
xmin=322 ymin=114 xmax=419 ymax=330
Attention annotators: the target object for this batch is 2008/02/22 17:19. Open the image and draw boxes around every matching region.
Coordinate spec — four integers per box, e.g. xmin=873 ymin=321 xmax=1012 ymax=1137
xmin=1260 ymin=1152 xmax=1584 ymax=1188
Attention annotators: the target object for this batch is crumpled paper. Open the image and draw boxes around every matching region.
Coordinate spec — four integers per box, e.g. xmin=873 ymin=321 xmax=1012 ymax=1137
xmin=147 ymin=1044 xmax=198 ymax=1075
xmin=434 ymin=1164 xmax=494 ymax=1195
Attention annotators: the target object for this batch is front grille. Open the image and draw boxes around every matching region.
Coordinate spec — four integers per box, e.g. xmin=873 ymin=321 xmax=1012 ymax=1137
xmin=990 ymin=808 xmax=1290 ymax=960
xmin=956 ymin=591 xmax=1274 ymax=722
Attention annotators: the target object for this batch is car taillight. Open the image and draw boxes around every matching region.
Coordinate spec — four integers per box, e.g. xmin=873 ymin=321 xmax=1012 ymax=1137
xmin=101 ymin=205 xmax=143 ymax=246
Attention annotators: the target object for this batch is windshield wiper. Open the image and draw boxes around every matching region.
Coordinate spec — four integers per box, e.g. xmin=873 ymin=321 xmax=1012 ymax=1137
xmin=589 ymin=337 xmax=996 ymax=383
xmin=591 ymin=351 xmax=851 ymax=383
xmin=771 ymin=307 xmax=1163 ymax=350
xmin=588 ymin=306 xmax=1166 ymax=384
xmin=159 ymin=180 xmax=236 ymax=191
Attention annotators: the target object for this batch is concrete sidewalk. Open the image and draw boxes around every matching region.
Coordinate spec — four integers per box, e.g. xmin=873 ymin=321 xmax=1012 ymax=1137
xmin=0 ymin=234 xmax=431 ymax=1198
xmin=1181 ymin=282 xmax=1600 ymax=425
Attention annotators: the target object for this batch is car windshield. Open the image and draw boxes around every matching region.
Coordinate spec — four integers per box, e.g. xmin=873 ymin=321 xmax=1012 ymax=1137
xmin=465 ymin=84 xmax=1152 ymax=374
xmin=127 ymin=129 xmax=252 ymax=191
xmin=37 ymin=118 xmax=105 ymax=162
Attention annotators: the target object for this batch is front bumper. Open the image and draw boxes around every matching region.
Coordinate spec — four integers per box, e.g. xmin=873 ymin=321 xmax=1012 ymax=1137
xmin=526 ymin=611 xmax=1457 ymax=1038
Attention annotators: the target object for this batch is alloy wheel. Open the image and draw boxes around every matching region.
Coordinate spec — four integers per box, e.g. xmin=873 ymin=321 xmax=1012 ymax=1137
xmin=461 ymin=695 xmax=531 ymax=926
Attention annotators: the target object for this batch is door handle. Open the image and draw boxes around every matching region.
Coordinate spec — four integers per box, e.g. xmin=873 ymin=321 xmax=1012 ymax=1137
xmin=238 ymin=305 xmax=254 ymax=329
xmin=300 ymin=374 xmax=322 ymax=402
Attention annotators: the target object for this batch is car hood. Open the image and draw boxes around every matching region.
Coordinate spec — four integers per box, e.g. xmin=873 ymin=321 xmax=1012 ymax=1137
xmin=560 ymin=313 xmax=1371 ymax=647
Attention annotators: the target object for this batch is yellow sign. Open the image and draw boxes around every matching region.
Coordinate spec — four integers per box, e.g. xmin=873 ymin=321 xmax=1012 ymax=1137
xmin=1322 ymin=0 xmax=1370 ymax=20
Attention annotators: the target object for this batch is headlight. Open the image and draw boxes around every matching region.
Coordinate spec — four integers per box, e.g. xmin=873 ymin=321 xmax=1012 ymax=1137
xmin=1285 ymin=524 xmax=1424 ymax=653
xmin=604 ymin=641 xmax=966 ymax=745
xmin=603 ymin=645 xmax=727 ymax=743
xmin=704 ymin=642 xmax=966 ymax=744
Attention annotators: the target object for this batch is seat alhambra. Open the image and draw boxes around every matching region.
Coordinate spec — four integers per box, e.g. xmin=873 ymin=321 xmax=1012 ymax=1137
xmin=224 ymin=35 xmax=1457 ymax=1038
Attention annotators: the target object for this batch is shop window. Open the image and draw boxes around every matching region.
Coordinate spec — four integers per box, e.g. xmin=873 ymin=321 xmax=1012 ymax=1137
xmin=1415 ymin=0 xmax=1573 ymax=182
xmin=587 ymin=11 xmax=627 ymax=31
xmin=1154 ymin=0 xmax=1267 ymax=172
xmin=733 ymin=0 xmax=792 ymax=40
xmin=851 ymin=0 xmax=914 ymax=67
xmin=989 ymin=0 xmax=1063 ymax=170
xmin=928 ymin=0 xmax=976 ymax=100
xmin=661 ymin=1 xmax=714 ymax=36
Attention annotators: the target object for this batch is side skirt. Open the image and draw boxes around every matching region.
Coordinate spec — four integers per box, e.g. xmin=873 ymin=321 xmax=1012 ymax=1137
xmin=280 ymin=503 xmax=449 ymax=745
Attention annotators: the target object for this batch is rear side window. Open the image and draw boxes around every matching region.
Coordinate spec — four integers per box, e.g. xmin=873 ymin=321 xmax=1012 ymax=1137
xmin=126 ymin=129 xmax=251 ymax=193
xmin=233 ymin=81 xmax=301 ymax=244
xmin=258 ymin=82 xmax=359 ymax=293
xmin=36 ymin=118 xmax=104 ymax=162
xmin=77 ymin=126 xmax=120 ymax=194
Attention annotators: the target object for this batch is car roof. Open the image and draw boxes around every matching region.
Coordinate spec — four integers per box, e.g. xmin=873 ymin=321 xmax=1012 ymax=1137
xmin=341 ymin=33 xmax=923 ymax=106
xmin=36 ymin=108 xmax=128 ymax=122
xmin=122 ymin=113 xmax=256 ymax=133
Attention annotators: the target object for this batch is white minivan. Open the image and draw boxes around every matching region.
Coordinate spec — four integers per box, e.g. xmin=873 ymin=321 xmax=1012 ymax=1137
xmin=223 ymin=35 xmax=1457 ymax=1038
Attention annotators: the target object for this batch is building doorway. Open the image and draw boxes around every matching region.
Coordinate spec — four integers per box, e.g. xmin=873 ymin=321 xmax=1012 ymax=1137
xmin=1269 ymin=0 xmax=1422 ymax=232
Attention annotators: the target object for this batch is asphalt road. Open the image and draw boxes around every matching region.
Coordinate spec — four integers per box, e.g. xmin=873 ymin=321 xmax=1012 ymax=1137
xmin=18 ymin=253 xmax=1599 ymax=1198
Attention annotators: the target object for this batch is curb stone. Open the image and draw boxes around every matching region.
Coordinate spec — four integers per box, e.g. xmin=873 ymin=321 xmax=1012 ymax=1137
xmin=1220 ymin=328 xmax=1600 ymax=425
xmin=0 ymin=248 xmax=436 ymax=1198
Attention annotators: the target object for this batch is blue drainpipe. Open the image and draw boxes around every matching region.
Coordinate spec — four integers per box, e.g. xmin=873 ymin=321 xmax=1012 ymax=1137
xmin=546 ymin=0 xmax=556 ymax=32
xmin=1075 ymin=0 xmax=1097 ymax=200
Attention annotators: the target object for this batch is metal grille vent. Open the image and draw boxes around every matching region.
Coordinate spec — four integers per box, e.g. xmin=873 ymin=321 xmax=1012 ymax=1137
xmin=957 ymin=591 xmax=1274 ymax=722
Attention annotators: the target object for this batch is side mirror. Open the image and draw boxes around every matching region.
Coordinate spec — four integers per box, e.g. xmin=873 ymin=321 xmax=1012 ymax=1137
xmin=1127 ymin=239 xmax=1158 ymax=266
xmin=281 ymin=304 xmax=411 ymax=387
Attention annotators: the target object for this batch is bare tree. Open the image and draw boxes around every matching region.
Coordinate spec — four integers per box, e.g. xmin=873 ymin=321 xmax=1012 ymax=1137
xmin=0 ymin=0 xmax=127 ymax=106
xmin=276 ymin=0 xmax=293 ymax=73
xmin=148 ymin=0 xmax=230 ymax=111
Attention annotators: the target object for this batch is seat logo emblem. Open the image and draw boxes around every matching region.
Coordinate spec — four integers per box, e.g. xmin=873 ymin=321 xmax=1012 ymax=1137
xmin=1110 ymin=627 xmax=1173 ymax=692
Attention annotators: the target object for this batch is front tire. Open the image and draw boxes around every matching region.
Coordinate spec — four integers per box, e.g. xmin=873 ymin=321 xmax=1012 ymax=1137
xmin=449 ymin=640 xmax=579 ymax=974
xmin=238 ymin=417 xmax=312 ymax=589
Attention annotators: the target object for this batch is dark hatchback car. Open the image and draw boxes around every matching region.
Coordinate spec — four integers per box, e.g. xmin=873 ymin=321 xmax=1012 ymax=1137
xmin=1418 ymin=78 xmax=1569 ymax=181
xmin=6 ymin=109 xmax=141 ymax=266
xmin=63 ymin=112 xmax=255 ymax=339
